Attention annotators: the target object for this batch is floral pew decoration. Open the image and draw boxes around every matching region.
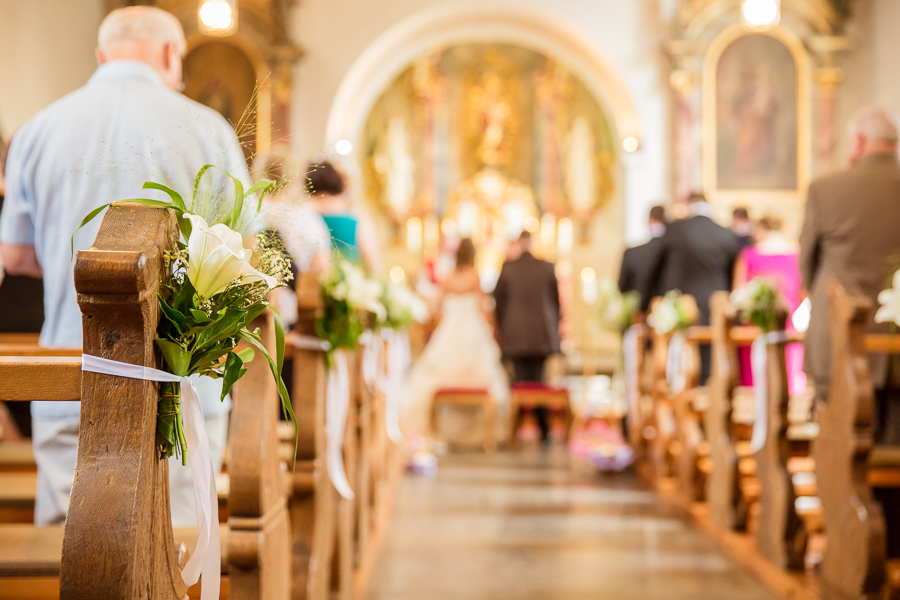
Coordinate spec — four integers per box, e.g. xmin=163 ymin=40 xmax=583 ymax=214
xmin=377 ymin=279 xmax=428 ymax=442
xmin=647 ymin=290 xmax=698 ymax=394
xmin=73 ymin=166 xmax=294 ymax=600
xmin=312 ymin=259 xmax=387 ymax=500
xmin=730 ymin=277 xmax=791 ymax=454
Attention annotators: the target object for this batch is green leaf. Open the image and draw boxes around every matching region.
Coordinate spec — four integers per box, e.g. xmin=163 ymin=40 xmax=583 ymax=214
xmin=155 ymin=338 xmax=192 ymax=377
xmin=190 ymin=344 xmax=234 ymax=372
xmin=220 ymin=351 xmax=247 ymax=402
xmin=242 ymin=303 xmax=268 ymax=329
xmin=244 ymin=178 xmax=275 ymax=212
xmin=224 ymin=173 xmax=245 ymax=230
xmin=270 ymin=305 xmax=286 ymax=375
xmin=192 ymin=164 xmax=215 ymax=204
xmin=190 ymin=309 xmax=212 ymax=323
xmin=238 ymin=328 xmax=297 ymax=468
xmin=158 ymin=294 xmax=187 ymax=335
xmin=143 ymin=181 xmax=186 ymax=211
xmin=236 ymin=347 xmax=256 ymax=364
xmin=194 ymin=307 xmax=246 ymax=350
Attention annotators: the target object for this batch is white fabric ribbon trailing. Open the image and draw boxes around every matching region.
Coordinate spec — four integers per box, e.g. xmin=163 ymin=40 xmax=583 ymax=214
xmin=380 ymin=329 xmax=409 ymax=445
xmin=623 ymin=325 xmax=641 ymax=426
xmin=291 ymin=335 xmax=354 ymax=499
xmin=360 ymin=331 xmax=382 ymax=395
xmin=749 ymin=331 xmax=790 ymax=453
xmin=666 ymin=331 xmax=687 ymax=394
xmin=325 ymin=349 xmax=355 ymax=500
xmin=80 ymin=354 xmax=220 ymax=600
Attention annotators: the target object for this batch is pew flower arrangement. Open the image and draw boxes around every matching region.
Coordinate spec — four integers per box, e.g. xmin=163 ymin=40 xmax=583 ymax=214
xmin=380 ymin=280 xmax=430 ymax=330
xmin=646 ymin=290 xmax=698 ymax=335
xmin=74 ymin=166 xmax=295 ymax=462
xmin=316 ymin=259 xmax=386 ymax=361
xmin=730 ymin=277 xmax=789 ymax=333
xmin=875 ymin=271 xmax=900 ymax=326
xmin=596 ymin=277 xmax=640 ymax=332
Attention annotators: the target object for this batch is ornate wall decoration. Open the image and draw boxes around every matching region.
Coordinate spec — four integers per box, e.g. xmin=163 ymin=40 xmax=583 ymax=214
xmin=703 ymin=25 xmax=810 ymax=198
xmin=360 ymin=43 xmax=617 ymax=234
xmin=109 ymin=0 xmax=303 ymax=159
xmin=671 ymin=0 xmax=851 ymax=227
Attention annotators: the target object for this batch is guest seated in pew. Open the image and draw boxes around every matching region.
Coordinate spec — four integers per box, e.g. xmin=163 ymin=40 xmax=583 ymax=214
xmin=0 ymin=6 xmax=250 ymax=526
xmin=799 ymin=105 xmax=900 ymax=428
xmin=730 ymin=206 xmax=754 ymax=251
xmin=406 ymin=238 xmax=509 ymax=446
xmin=307 ymin=160 xmax=382 ymax=273
xmin=733 ymin=215 xmax=806 ymax=397
xmin=618 ymin=204 xmax=667 ymax=313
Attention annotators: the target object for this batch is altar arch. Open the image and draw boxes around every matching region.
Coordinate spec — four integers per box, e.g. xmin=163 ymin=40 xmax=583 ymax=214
xmin=324 ymin=3 xmax=642 ymax=155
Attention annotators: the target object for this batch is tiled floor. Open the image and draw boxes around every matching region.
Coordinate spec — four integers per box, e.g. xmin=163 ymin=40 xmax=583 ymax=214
xmin=365 ymin=449 xmax=780 ymax=600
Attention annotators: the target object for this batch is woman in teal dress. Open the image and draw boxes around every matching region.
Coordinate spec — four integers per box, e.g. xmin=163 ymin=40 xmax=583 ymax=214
xmin=306 ymin=160 xmax=381 ymax=273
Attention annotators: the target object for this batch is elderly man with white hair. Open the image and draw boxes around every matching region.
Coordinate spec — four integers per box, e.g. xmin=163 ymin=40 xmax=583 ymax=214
xmin=0 ymin=6 xmax=248 ymax=526
xmin=799 ymin=105 xmax=900 ymax=432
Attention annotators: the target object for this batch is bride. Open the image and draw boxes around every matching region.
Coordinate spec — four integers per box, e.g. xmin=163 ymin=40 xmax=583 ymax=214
xmin=405 ymin=239 xmax=509 ymax=446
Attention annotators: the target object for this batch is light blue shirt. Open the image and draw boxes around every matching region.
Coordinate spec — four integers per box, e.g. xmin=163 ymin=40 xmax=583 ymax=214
xmin=1 ymin=60 xmax=250 ymax=419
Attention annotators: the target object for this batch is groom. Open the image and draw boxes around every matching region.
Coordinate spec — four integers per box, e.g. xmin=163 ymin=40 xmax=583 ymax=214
xmin=493 ymin=231 xmax=561 ymax=441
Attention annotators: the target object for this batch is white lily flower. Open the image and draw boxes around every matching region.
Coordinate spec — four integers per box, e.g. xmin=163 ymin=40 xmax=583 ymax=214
xmin=648 ymin=300 xmax=679 ymax=335
xmin=876 ymin=270 xmax=900 ymax=326
xmin=186 ymin=214 xmax=276 ymax=298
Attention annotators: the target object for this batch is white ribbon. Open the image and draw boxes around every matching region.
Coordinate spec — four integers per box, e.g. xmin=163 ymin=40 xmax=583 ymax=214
xmin=623 ymin=325 xmax=641 ymax=426
xmin=749 ymin=331 xmax=790 ymax=453
xmin=326 ymin=350 xmax=355 ymax=500
xmin=80 ymin=354 xmax=219 ymax=600
xmin=666 ymin=332 xmax=687 ymax=394
xmin=289 ymin=334 xmax=354 ymax=499
xmin=381 ymin=329 xmax=409 ymax=445
xmin=360 ymin=331 xmax=382 ymax=395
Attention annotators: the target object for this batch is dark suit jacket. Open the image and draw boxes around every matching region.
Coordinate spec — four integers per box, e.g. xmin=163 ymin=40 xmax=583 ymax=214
xmin=799 ymin=153 xmax=900 ymax=398
xmin=493 ymin=252 xmax=561 ymax=358
xmin=618 ymin=236 xmax=664 ymax=312
xmin=648 ymin=214 xmax=740 ymax=325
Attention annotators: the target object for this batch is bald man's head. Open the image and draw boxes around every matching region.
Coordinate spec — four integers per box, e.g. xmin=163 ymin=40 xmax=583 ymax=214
xmin=96 ymin=7 xmax=186 ymax=90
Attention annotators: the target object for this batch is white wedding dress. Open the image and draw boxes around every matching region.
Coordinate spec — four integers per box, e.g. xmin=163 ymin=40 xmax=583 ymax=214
xmin=404 ymin=292 xmax=510 ymax=445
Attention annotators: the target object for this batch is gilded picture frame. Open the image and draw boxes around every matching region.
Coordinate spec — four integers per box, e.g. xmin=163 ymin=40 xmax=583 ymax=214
xmin=702 ymin=24 xmax=811 ymax=209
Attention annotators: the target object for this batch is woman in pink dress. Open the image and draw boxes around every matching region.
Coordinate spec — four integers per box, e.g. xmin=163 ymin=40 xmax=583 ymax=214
xmin=733 ymin=216 xmax=806 ymax=397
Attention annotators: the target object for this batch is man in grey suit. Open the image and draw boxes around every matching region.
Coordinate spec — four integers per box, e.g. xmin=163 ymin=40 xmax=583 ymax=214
xmin=493 ymin=231 xmax=561 ymax=441
xmin=800 ymin=106 xmax=900 ymax=427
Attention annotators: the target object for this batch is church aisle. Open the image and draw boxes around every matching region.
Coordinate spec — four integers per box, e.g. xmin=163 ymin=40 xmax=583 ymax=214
xmin=365 ymin=450 xmax=780 ymax=600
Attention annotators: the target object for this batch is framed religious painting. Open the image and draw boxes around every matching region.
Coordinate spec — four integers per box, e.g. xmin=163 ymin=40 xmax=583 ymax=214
xmin=702 ymin=24 xmax=811 ymax=213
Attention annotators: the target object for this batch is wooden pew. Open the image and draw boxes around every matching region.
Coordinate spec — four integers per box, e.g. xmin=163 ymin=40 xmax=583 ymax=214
xmin=645 ymin=304 xmax=675 ymax=482
xmin=814 ymin=280 xmax=900 ymax=600
xmin=0 ymin=203 xmax=189 ymax=599
xmin=227 ymin=309 xmax=291 ymax=600
xmin=706 ymin=292 xmax=759 ymax=531
xmin=0 ymin=204 xmax=290 ymax=599
xmin=625 ymin=325 xmax=650 ymax=463
xmin=285 ymin=270 xmax=335 ymax=600
xmin=672 ymin=325 xmax=713 ymax=503
xmin=753 ymin=320 xmax=809 ymax=571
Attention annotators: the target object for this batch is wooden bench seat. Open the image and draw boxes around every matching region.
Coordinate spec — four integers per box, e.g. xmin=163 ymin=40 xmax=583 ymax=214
xmin=433 ymin=387 xmax=497 ymax=452
xmin=814 ymin=280 xmax=900 ymax=600
xmin=0 ymin=524 xmax=231 ymax=577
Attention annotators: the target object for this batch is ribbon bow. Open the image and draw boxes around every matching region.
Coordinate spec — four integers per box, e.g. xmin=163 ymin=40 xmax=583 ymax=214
xmin=81 ymin=354 xmax=220 ymax=600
